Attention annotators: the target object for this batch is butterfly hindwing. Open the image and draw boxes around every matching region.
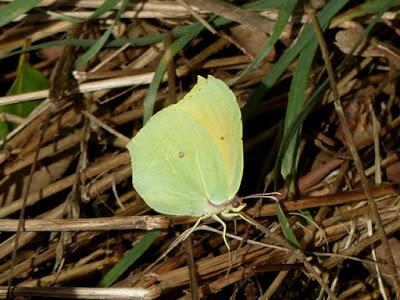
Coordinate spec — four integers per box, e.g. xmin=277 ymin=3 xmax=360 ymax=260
xmin=128 ymin=106 xmax=230 ymax=216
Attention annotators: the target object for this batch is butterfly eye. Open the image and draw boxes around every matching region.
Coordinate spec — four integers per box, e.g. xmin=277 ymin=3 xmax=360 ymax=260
xmin=232 ymin=198 xmax=240 ymax=208
xmin=178 ymin=151 xmax=185 ymax=158
xmin=220 ymin=136 xmax=225 ymax=140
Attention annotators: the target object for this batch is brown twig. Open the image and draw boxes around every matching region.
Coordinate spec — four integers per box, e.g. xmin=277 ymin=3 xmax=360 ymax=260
xmin=0 ymin=216 xmax=170 ymax=232
xmin=6 ymin=110 xmax=50 ymax=298
xmin=185 ymin=237 xmax=199 ymax=300
xmin=0 ymin=286 xmax=161 ymax=299
xmin=165 ymin=31 xmax=177 ymax=105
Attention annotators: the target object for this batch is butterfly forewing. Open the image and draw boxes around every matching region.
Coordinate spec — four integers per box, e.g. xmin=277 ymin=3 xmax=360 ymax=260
xmin=176 ymin=76 xmax=243 ymax=205
xmin=128 ymin=106 xmax=230 ymax=216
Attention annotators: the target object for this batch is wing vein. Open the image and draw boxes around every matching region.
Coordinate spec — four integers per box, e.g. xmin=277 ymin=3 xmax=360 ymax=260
xmin=194 ymin=126 xmax=210 ymax=198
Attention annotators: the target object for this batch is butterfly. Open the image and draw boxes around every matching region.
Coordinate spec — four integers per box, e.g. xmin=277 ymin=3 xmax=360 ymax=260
xmin=127 ymin=75 xmax=247 ymax=248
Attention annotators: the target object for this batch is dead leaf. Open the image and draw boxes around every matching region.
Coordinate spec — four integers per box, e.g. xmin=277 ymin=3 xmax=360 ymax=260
xmin=335 ymin=87 xmax=379 ymax=149
xmin=38 ymin=46 xmax=64 ymax=61
xmin=335 ymin=25 xmax=381 ymax=57
xmin=335 ymin=25 xmax=400 ymax=69
xmin=365 ymin=238 xmax=400 ymax=287
xmin=386 ymin=161 xmax=400 ymax=183
xmin=230 ymin=24 xmax=275 ymax=61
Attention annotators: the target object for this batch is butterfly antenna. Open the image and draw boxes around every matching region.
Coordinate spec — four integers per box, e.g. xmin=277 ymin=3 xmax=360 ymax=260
xmin=243 ymin=192 xmax=282 ymax=201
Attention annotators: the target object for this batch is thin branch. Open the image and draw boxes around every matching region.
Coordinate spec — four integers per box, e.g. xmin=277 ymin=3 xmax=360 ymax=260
xmin=0 ymin=286 xmax=161 ymax=300
xmin=0 ymin=216 xmax=170 ymax=232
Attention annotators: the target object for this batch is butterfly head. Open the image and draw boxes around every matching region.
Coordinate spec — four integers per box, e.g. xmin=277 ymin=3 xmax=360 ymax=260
xmin=229 ymin=196 xmax=246 ymax=212
xmin=217 ymin=196 xmax=246 ymax=220
xmin=205 ymin=195 xmax=245 ymax=217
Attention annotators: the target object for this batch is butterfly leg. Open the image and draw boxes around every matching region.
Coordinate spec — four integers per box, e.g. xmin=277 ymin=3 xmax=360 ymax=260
xmin=183 ymin=216 xmax=206 ymax=241
xmin=236 ymin=212 xmax=258 ymax=226
xmin=211 ymin=214 xmax=230 ymax=251
xmin=221 ymin=210 xmax=258 ymax=226
xmin=212 ymin=214 xmax=233 ymax=271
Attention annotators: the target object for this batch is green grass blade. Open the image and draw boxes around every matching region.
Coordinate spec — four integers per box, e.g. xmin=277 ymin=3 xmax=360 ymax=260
xmin=243 ymin=0 xmax=350 ymax=117
xmin=334 ymin=0 xmax=400 ymax=23
xmin=0 ymin=0 xmax=41 ymax=28
xmin=359 ymin=0 xmax=400 ymax=13
xmin=35 ymin=0 xmax=120 ymax=25
xmin=1 ymin=36 xmax=163 ymax=61
xmin=243 ymin=0 xmax=281 ymax=9
xmin=281 ymin=40 xmax=318 ymax=181
xmin=228 ymin=0 xmax=299 ymax=85
xmin=43 ymin=10 xmax=82 ymax=24
xmin=98 ymin=230 xmax=160 ymax=287
xmin=142 ymin=23 xmax=203 ymax=123
xmin=87 ymin=0 xmax=121 ymax=20
xmin=275 ymin=43 xmax=318 ymax=249
xmin=74 ymin=0 xmax=128 ymax=68
xmin=0 ymin=54 xmax=48 ymax=141
xmin=275 ymin=202 xmax=300 ymax=248
xmin=74 ymin=26 xmax=114 ymax=68
xmin=1 ymin=21 xmax=199 ymax=60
